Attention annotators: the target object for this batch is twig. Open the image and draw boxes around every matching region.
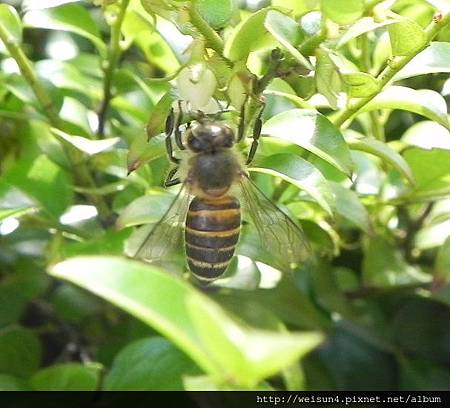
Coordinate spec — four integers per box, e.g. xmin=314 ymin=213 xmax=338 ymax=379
xmin=188 ymin=1 xmax=225 ymax=55
xmin=332 ymin=12 xmax=450 ymax=128
xmin=97 ymin=0 xmax=130 ymax=137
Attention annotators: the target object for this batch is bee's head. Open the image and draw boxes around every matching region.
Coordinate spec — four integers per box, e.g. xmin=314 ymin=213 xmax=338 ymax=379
xmin=186 ymin=121 xmax=235 ymax=153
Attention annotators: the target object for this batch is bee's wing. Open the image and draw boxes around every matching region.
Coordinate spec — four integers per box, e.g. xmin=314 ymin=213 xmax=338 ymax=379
xmin=133 ymin=184 xmax=191 ymax=264
xmin=238 ymin=173 xmax=311 ymax=270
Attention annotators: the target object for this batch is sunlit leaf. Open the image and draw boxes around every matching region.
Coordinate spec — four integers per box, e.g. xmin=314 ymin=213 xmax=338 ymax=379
xmin=346 ymin=136 xmax=415 ymax=185
xmin=402 ymin=121 xmax=450 ymax=150
xmin=337 ymin=17 xmax=400 ymax=48
xmin=250 ymin=153 xmax=335 ymax=215
xmin=395 ymin=42 xmax=450 ymax=80
xmin=49 ymin=256 xmax=322 ymax=387
xmin=360 ymin=86 xmax=450 ymax=130
xmin=388 ymin=18 xmax=427 ymax=56
xmin=0 ymin=206 xmax=35 ymax=221
xmin=263 ymin=110 xmax=353 ymax=176
xmin=51 ymin=129 xmax=120 ymax=155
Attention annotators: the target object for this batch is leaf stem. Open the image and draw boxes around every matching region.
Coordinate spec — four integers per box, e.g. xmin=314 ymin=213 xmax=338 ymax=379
xmin=188 ymin=1 xmax=224 ymax=55
xmin=97 ymin=0 xmax=130 ymax=137
xmin=0 ymin=23 xmax=113 ymax=225
xmin=332 ymin=12 xmax=450 ymax=128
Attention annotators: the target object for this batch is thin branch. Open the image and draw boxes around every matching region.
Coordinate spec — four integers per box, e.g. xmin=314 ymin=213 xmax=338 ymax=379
xmin=188 ymin=1 xmax=225 ymax=55
xmin=332 ymin=12 xmax=450 ymax=128
xmin=97 ymin=0 xmax=130 ymax=137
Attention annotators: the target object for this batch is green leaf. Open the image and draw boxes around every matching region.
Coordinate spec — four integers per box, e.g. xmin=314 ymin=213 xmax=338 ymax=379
xmin=404 ymin=148 xmax=450 ymax=194
xmin=402 ymin=121 xmax=450 ymax=150
xmin=0 ymin=374 xmax=28 ymax=391
xmin=360 ymin=86 xmax=450 ymax=130
xmin=0 ymin=4 xmax=22 ymax=54
xmin=104 ymin=337 xmax=199 ymax=390
xmin=23 ymin=4 xmax=105 ymax=54
xmin=250 ymin=153 xmax=335 ymax=215
xmin=4 ymin=154 xmax=73 ymax=217
xmin=0 ymin=206 xmax=35 ymax=221
xmin=51 ymin=129 xmax=120 ymax=156
xmin=263 ymin=109 xmax=353 ymax=176
xmin=117 ymin=190 xmax=175 ymax=228
xmin=315 ymin=49 xmax=341 ymax=109
xmin=31 ymin=363 xmax=101 ymax=391
xmin=340 ymin=72 xmax=379 ymax=98
xmin=346 ymin=136 xmax=415 ymax=185
xmin=388 ymin=18 xmax=427 ymax=56
xmin=224 ymin=8 xmax=275 ymax=61
xmin=0 ymin=326 xmax=42 ymax=378
xmin=337 ymin=17 xmax=400 ymax=48
xmin=49 ymin=256 xmax=322 ymax=387
xmin=395 ymin=42 xmax=450 ymax=80
xmin=196 ymin=0 xmax=234 ymax=29
xmin=321 ymin=0 xmax=363 ymax=25
xmin=329 ymin=182 xmax=371 ymax=233
xmin=263 ymin=10 xmax=312 ymax=70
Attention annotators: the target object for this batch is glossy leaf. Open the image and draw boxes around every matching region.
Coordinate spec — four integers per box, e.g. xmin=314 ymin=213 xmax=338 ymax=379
xmin=263 ymin=109 xmax=353 ymax=176
xmin=402 ymin=121 xmax=450 ymax=150
xmin=395 ymin=42 xmax=450 ymax=80
xmin=4 ymin=154 xmax=73 ymax=217
xmin=22 ymin=0 xmax=81 ymax=10
xmin=388 ymin=18 xmax=427 ymax=57
xmin=360 ymin=86 xmax=450 ymax=130
xmin=49 ymin=256 xmax=323 ymax=387
xmin=31 ymin=363 xmax=101 ymax=391
xmin=116 ymin=190 xmax=176 ymax=228
xmin=250 ymin=153 xmax=335 ymax=215
xmin=315 ymin=49 xmax=341 ymax=109
xmin=51 ymin=129 xmax=120 ymax=156
xmin=341 ymin=72 xmax=379 ymax=98
xmin=104 ymin=337 xmax=199 ymax=390
xmin=23 ymin=4 xmax=105 ymax=53
xmin=224 ymin=8 xmax=275 ymax=61
xmin=346 ymin=136 xmax=415 ymax=185
xmin=337 ymin=17 xmax=400 ymax=48
xmin=321 ymin=0 xmax=363 ymax=25
xmin=263 ymin=11 xmax=312 ymax=70
xmin=329 ymin=182 xmax=371 ymax=233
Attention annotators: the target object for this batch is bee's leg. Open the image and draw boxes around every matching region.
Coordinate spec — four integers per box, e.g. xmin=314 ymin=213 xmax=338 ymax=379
xmin=165 ymin=107 xmax=180 ymax=164
xmin=246 ymin=103 xmax=265 ymax=165
xmin=174 ymin=100 xmax=186 ymax=150
xmin=164 ymin=167 xmax=181 ymax=187
xmin=237 ymin=102 xmax=247 ymax=143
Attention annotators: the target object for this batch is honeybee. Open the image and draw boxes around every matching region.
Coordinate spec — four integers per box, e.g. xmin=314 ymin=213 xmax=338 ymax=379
xmin=133 ymin=105 xmax=311 ymax=284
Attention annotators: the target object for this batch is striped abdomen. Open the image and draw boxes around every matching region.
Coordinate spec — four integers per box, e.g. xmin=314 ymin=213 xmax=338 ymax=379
xmin=185 ymin=195 xmax=241 ymax=283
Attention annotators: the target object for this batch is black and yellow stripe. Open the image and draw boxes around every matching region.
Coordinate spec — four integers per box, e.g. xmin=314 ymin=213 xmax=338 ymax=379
xmin=185 ymin=196 xmax=241 ymax=282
